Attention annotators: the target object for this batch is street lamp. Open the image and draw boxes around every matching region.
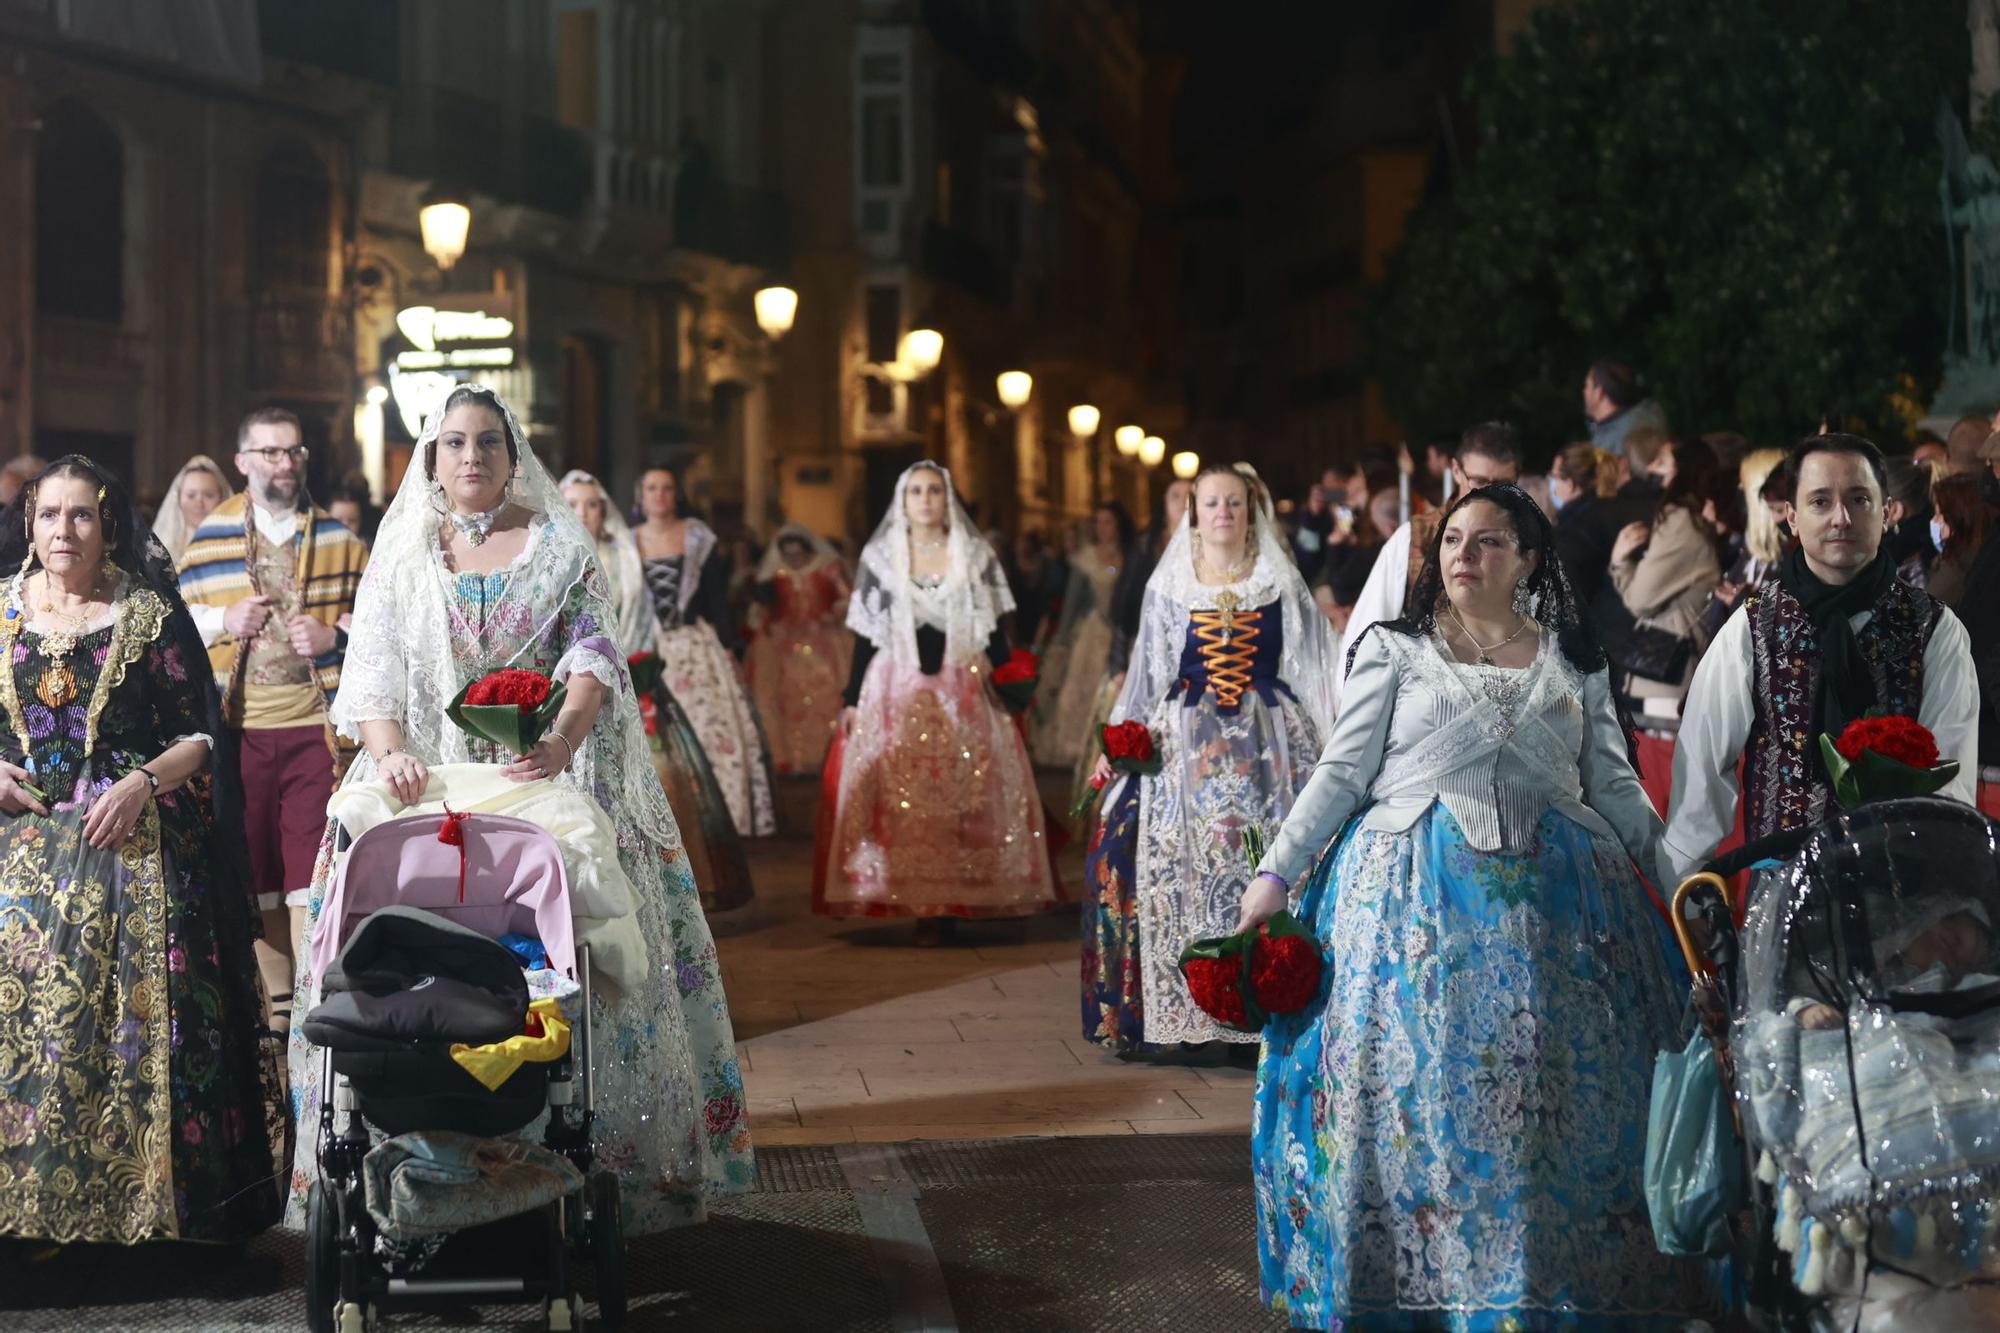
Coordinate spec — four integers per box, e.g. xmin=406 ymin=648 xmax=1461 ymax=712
xmin=418 ymin=188 xmax=471 ymax=271
xmin=1171 ymin=450 xmax=1200 ymax=479
xmin=1138 ymin=435 xmax=1166 ymax=467
xmin=900 ymin=328 xmax=944 ymax=376
xmin=1068 ymin=404 xmax=1101 ymax=437
xmin=754 ymin=286 xmax=799 ymax=339
xmin=996 ymin=371 xmax=1033 ymax=409
xmin=1114 ymin=424 xmax=1144 ymax=457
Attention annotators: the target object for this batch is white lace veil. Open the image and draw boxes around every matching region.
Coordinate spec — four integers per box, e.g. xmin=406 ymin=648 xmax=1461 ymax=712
xmin=1111 ymin=462 xmax=1339 ymax=738
xmin=331 ymin=382 xmax=680 ymax=854
xmin=558 ymin=469 xmax=659 ymax=656
xmin=150 ymin=454 xmax=235 ymax=561
xmin=756 ymin=523 xmax=841 ymax=581
xmin=848 ymin=460 xmax=1014 ymax=668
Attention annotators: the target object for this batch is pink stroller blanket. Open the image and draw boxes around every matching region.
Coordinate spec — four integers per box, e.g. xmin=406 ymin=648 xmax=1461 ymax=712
xmin=313 ymin=811 xmax=578 ymax=987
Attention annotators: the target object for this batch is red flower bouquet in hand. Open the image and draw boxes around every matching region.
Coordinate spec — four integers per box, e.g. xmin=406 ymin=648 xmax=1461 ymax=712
xmin=990 ymin=648 xmax=1040 ymax=715
xmin=1818 ymin=714 xmax=1958 ymax=808
xmin=1177 ymin=911 xmax=1323 ymax=1034
xmin=448 ymin=667 xmax=566 ymax=756
xmin=1070 ymin=720 xmax=1165 ymax=819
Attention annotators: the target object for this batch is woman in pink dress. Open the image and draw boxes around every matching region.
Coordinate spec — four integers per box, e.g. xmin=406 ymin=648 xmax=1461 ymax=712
xmin=747 ymin=524 xmax=850 ymax=776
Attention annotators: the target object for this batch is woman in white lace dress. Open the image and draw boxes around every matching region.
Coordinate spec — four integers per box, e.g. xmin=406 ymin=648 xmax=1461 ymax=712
xmin=286 ymin=385 xmax=751 ymax=1234
xmin=1080 ymin=464 xmax=1338 ymax=1054
xmin=632 ymin=466 xmax=775 ymax=838
xmin=1236 ymin=483 xmax=1701 ymax=1329
xmin=817 ymin=461 xmax=1061 ymax=944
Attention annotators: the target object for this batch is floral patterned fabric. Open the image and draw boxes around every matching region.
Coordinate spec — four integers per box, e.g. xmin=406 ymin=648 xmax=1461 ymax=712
xmin=657 ymin=619 xmax=776 ymax=838
xmin=747 ymin=561 xmax=850 ymax=776
xmin=0 ymin=591 xmax=280 ymax=1243
xmin=289 ymin=520 xmax=752 ymax=1235
xmin=1079 ymin=777 xmax=1145 ymax=1048
xmin=1253 ymin=805 xmax=1702 ymax=1330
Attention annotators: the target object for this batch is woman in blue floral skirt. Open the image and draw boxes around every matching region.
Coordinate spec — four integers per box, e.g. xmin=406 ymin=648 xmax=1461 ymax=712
xmin=1236 ymin=484 xmax=1705 ymax=1330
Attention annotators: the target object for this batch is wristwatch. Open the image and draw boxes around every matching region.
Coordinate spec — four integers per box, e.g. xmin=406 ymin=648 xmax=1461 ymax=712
xmin=137 ymin=767 xmax=159 ymax=792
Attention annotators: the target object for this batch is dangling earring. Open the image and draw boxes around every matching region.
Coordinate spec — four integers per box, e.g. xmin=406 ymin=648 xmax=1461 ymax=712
xmin=1190 ymin=529 xmax=1203 ymax=569
xmin=1512 ymin=578 xmax=1533 ymax=617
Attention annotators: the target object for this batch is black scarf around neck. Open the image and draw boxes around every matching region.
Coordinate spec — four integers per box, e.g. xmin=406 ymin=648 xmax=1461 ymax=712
xmin=1774 ymin=545 xmax=1897 ymax=752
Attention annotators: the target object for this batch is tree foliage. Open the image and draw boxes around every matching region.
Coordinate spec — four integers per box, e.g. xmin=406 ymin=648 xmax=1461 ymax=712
xmin=1366 ymin=0 xmax=1968 ymax=454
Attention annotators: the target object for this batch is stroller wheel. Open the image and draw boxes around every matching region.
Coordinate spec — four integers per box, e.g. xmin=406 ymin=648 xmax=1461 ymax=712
xmin=589 ymin=1170 xmax=626 ymax=1329
xmin=305 ymin=1181 xmax=341 ymax=1333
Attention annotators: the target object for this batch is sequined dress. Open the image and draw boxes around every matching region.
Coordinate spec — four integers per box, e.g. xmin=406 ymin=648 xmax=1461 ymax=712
xmin=817 ymin=573 xmax=1060 ymax=918
xmin=746 ymin=559 xmax=850 ymax=776
xmin=289 ymin=519 xmax=752 ymax=1234
xmin=0 ymin=585 xmax=280 ymax=1243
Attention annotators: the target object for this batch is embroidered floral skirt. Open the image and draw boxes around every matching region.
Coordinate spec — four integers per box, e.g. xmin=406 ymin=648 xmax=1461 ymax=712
xmin=1253 ymin=805 xmax=1705 ymax=1331
xmin=0 ymin=799 xmax=281 ymax=1243
xmin=1033 ymin=613 xmax=1113 ymax=768
xmin=657 ymin=622 xmax=775 ymax=838
xmin=649 ymin=683 xmax=754 ymax=914
xmin=817 ymin=657 xmax=1061 ymax=918
xmin=1079 ymin=777 xmax=1146 ymax=1049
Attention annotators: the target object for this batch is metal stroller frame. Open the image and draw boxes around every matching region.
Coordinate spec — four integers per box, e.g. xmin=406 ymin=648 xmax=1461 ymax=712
xmin=302 ymin=822 xmax=627 ymax=1333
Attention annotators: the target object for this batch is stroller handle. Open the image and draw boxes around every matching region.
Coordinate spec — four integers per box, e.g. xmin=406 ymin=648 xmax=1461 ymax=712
xmin=1670 ymin=871 xmax=1734 ymax=979
xmin=1700 ymin=824 xmax=1816 ymax=881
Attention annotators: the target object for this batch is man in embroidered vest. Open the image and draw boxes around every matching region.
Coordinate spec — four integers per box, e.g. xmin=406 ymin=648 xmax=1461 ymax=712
xmin=178 ymin=408 xmax=369 ymax=1038
xmin=1333 ymin=421 xmax=1522 ymax=703
xmin=1663 ymin=433 xmax=1978 ymax=881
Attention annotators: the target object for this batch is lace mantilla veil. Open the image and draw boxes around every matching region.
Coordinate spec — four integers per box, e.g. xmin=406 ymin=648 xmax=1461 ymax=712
xmin=558 ymin=468 xmax=660 ymax=656
xmin=756 ymin=522 xmax=843 ymax=581
xmin=331 ymin=383 xmax=680 ymax=854
xmin=847 ymin=460 xmax=1014 ymax=668
xmin=1111 ymin=462 xmax=1339 ymax=739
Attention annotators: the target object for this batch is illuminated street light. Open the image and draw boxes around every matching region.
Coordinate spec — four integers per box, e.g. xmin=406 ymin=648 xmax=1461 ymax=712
xmin=900 ymin=328 xmax=944 ymax=375
xmin=754 ymin=286 xmax=799 ymax=339
xmin=997 ymin=371 xmax=1034 ymax=409
xmin=1138 ymin=435 xmax=1166 ymax=466
xmin=418 ymin=189 xmax=471 ymax=271
xmin=1171 ymin=450 xmax=1200 ymax=479
xmin=1114 ymin=424 xmax=1143 ymax=457
xmin=1067 ymin=404 xmax=1101 ymax=437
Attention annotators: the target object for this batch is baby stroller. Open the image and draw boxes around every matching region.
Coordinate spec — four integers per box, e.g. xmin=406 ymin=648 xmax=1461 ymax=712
xmin=1672 ymin=797 xmax=2000 ymax=1332
xmin=300 ymin=810 xmax=626 ymax=1333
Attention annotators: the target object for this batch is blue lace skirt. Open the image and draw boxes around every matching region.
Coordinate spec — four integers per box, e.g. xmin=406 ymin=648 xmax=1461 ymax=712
xmin=1252 ymin=804 xmax=1706 ymax=1331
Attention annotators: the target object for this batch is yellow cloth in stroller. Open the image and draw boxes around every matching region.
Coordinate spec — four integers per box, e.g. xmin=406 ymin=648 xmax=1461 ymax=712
xmin=449 ymin=998 xmax=573 ymax=1091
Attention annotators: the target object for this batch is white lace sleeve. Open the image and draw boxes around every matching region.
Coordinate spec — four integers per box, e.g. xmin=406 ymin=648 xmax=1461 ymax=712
xmin=166 ymin=732 xmax=216 ymax=751
xmin=1576 ymin=667 xmax=1666 ymax=880
xmin=554 ymin=638 xmax=622 ymax=691
xmin=1109 ymin=578 xmax=1177 ymax=728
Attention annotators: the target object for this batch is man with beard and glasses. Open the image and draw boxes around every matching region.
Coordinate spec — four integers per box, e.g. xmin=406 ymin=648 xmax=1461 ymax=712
xmin=1664 ymin=433 xmax=1978 ymax=882
xmin=178 ymin=407 xmax=368 ymax=1048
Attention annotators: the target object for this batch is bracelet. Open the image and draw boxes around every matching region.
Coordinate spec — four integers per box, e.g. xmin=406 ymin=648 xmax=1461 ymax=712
xmin=546 ymin=732 xmax=575 ymax=772
xmin=1254 ymin=870 xmax=1289 ymax=892
xmin=376 ymin=745 xmax=405 ymax=764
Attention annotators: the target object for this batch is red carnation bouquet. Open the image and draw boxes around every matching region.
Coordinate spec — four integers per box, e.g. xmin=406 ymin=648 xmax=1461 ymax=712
xmin=447 ymin=667 xmax=566 ymax=756
xmin=626 ymin=650 xmax=664 ymax=697
xmin=1070 ymin=720 xmax=1164 ymax=817
xmin=1176 ymin=826 xmax=1324 ymax=1032
xmin=990 ymin=648 xmax=1040 ymax=715
xmin=1817 ymin=713 xmax=1958 ymax=808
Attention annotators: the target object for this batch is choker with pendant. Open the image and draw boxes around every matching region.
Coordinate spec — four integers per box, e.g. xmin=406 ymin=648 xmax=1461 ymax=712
xmin=447 ymin=506 xmax=502 ymax=547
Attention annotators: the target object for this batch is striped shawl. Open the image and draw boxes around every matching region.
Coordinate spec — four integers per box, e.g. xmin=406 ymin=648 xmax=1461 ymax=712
xmin=177 ymin=492 xmax=368 ymax=722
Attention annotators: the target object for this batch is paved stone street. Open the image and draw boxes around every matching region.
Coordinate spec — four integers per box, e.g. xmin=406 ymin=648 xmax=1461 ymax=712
xmin=0 ymin=777 xmax=1276 ymax=1332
